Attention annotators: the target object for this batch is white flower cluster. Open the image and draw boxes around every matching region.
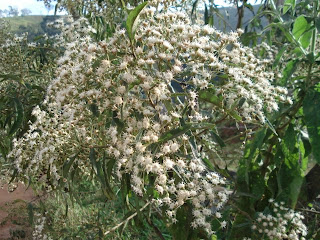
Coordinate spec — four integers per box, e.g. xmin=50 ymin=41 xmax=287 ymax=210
xmin=9 ymin=9 xmax=288 ymax=235
xmin=0 ymin=20 xmax=55 ymax=90
xmin=251 ymin=200 xmax=307 ymax=240
xmin=32 ymin=212 xmax=51 ymax=240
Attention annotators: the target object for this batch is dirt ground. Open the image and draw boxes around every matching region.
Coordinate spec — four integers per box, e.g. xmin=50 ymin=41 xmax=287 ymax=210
xmin=0 ymin=184 xmax=35 ymax=240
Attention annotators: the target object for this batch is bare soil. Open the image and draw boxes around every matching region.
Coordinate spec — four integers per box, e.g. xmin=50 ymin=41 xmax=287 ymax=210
xmin=0 ymin=184 xmax=35 ymax=240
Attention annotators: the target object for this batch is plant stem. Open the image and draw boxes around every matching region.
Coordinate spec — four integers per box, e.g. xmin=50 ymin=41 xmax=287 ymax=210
xmin=104 ymin=201 xmax=150 ymax=236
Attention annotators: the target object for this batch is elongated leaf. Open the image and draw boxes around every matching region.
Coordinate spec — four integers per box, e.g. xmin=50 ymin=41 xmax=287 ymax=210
xmin=316 ymin=19 xmax=320 ymax=32
xmin=280 ymin=141 xmax=307 ymax=208
xmin=202 ymin=157 xmax=215 ymax=171
xmin=239 ymin=128 xmax=267 ymax=185
xmin=204 ymin=3 xmax=209 ymax=25
xmin=62 ymin=153 xmax=79 ymax=178
xmin=90 ymin=148 xmax=114 ymax=199
xmin=126 ymin=2 xmax=148 ymax=41
xmin=301 ymin=136 xmax=312 ymax=158
xmin=198 ymin=89 xmax=223 ymax=106
xmin=246 ymin=130 xmax=267 ymax=163
xmin=283 ymin=0 xmax=295 ymax=14
xmin=303 ymin=89 xmax=320 ymax=163
xmin=112 ymin=111 xmax=125 ymax=132
xmin=27 ymin=203 xmax=34 ymax=225
xmin=159 ymin=124 xmax=192 ymax=143
xmin=9 ymin=98 xmax=24 ymax=136
xmin=211 ymin=130 xmax=226 ymax=147
xmin=0 ymin=74 xmax=21 ymax=82
xmin=272 ymin=45 xmax=288 ymax=69
xmin=280 ymin=60 xmax=298 ymax=86
xmin=265 ymin=118 xmax=278 ymax=136
xmin=191 ymin=0 xmax=199 ymax=17
xmin=250 ymin=170 xmax=265 ymax=202
xmin=89 ymin=148 xmax=98 ymax=174
xmin=227 ymin=110 xmax=242 ymax=121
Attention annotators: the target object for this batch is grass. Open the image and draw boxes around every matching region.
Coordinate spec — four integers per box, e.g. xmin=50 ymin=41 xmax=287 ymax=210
xmin=3 ymin=16 xmax=44 ymax=33
xmin=1 ymin=4 xmax=267 ymax=35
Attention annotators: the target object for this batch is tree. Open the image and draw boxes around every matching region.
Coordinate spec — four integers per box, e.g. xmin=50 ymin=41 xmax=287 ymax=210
xmin=8 ymin=6 xmax=19 ymax=17
xmin=20 ymin=8 xmax=32 ymax=16
xmin=0 ymin=9 xmax=9 ymax=17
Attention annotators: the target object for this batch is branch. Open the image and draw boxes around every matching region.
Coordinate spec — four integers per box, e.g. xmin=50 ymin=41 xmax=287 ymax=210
xmin=104 ymin=201 xmax=150 ymax=236
xmin=297 ymin=208 xmax=320 ymax=215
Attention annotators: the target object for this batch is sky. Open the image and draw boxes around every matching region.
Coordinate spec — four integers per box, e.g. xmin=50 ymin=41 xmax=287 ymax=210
xmin=0 ymin=0 xmax=59 ymax=15
xmin=0 ymin=0 xmax=261 ymax=16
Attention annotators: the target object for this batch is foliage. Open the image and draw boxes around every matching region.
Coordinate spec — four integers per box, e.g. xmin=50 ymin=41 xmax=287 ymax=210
xmin=28 ymin=178 xmax=171 ymax=239
xmin=0 ymin=19 xmax=59 ymax=183
xmin=230 ymin=0 xmax=320 ymax=239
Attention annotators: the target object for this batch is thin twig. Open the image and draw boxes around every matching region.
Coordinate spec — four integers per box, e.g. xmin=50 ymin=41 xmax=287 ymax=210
xmin=104 ymin=201 xmax=150 ymax=236
xmin=297 ymin=208 xmax=320 ymax=215
xmin=229 ymin=201 xmax=254 ymax=221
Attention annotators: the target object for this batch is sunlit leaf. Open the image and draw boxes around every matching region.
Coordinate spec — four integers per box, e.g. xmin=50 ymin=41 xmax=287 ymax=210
xmin=126 ymin=2 xmax=148 ymax=41
xmin=292 ymin=15 xmax=309 ymax=39
xmin=300 ymin=29 xmax=313 ymax=49
xmin=283 ymin=0 xmax=295 ymax=14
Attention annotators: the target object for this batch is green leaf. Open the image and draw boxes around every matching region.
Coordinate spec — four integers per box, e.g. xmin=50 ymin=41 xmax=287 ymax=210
xmin=284 ymin=123 xmax=296 ymax=152
xmin=303 ymin=89 xmax=320 ymax=163
xmin=301 ymin=136 xmax=312 ymax=158
xmin=283 ymin=0 xmax=295 ymax=14
xmin=62 ymin=153 xmax=79 ymax=178
xmin=292 ymin=15 xmax=309 ymax=39
xmin=227 ymin=110 xmax=242 ymax=121
xmin=202 ymin=157 xmax=215 ymax=171
xmin=211 ymin=235 xmax=218 ymax=240
xmin=280 ymin=60 xmax=298 ymax=86
xmin=0 ymin=74 xmax=21 ymax=82
xmin=89 ymin=148 xmax=98 ymax=174
xmin=126 ymin=2 xmax=148 ymax=41
xmin=112 ymin=111 xmax=125 ymax=132
xmin=90 ymin=148 xmax=114 ymax=200
xmin=204 ymin=3 xmax=209 ymax=25
xmin=210 ymin=130 xmax=226 ymax=147
xmin=191 ymin=0 xmax=199 ymax=17
xmin=27 ymin=203 xmax=34 ymax=225
xmin=244 ymin=3 xmax=254 ymax=13
xmin=89 ymin=103 xmax=99 ymax=117
xmin=198 ymin=89 xmax=223 ymax=106
xmin=250 ymin=170 xmax=265 ymax=201
xmin=316 ymin=19 xmax=320 ymax=32
xmin=9 ymin=98 xmax=24 ymax=136
xmin=159 ymin=124 xmax=192 ymax=143
xmin=280 ymin=141 xmax=307 ymax=207
xmin=267 ymin=170 xmax=278 ymax=198
xmin=239 ymin=128 xmax=267 ymax=185
xmin=265 ymin=118 xmax=278 ymax=136
xmin=272 ymin=45 xmax=288 ymax=69
xmin=300 ymin=29 xmax=313 ymax=49
xmin=245 ymin=128 xmax=267 ymax=162
xmin=170 ymin=203 xmax=193 ymax=240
